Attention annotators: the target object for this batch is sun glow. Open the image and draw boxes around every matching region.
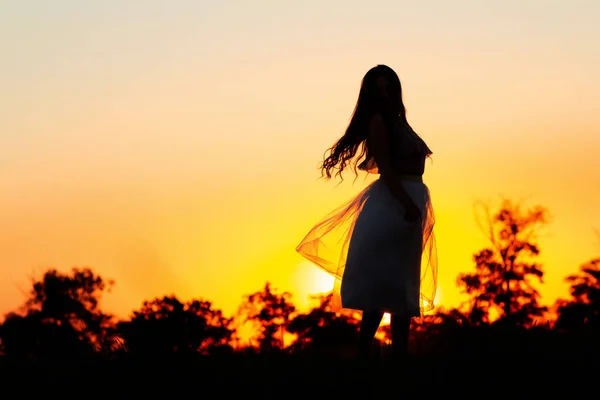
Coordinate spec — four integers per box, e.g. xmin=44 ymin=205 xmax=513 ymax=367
xmin=433 ymin=287 xmax=443 ymax=308
xmin=310 ymin=266 xmax=335 ymax=294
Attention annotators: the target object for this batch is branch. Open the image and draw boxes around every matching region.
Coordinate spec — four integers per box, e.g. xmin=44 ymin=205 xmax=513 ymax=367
xmin=473 ymin=200 xmax=496 ymax=246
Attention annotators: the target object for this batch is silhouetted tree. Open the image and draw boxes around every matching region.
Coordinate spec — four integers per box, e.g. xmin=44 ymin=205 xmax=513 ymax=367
xmin=457 ymin=200 xmax=549 ymax=327
xmin=238 ymin=282 xmax=296 ymax=351
xmin=117 ymin=295 xmax=234 ymax=355
xmin=287 ymin=293 xmax=360 ymax=356
xmin=555 ymin=258 xmax=600 ymax=331
xmin=0 ymin=267 xmax=114 ymax=358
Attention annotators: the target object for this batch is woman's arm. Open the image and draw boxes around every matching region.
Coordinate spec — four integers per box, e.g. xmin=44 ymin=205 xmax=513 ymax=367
xmin=367 ymin=113 xmax=414 ymax=207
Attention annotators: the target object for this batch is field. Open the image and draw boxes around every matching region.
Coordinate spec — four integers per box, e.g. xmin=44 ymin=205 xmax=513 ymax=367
xmin=1 ymin=351 xmax=595 ymax=398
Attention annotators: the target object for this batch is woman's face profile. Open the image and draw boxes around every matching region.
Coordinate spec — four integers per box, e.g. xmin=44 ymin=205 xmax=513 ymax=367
xmin=373 ymin=75 xmax=400 ymax=110
xmin=375 ymin=75 xmax=390 ymax=100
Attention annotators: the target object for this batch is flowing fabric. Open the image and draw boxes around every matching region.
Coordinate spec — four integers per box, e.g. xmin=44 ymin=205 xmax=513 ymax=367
xmin=296 ymin=176 xmax=437 ymax=316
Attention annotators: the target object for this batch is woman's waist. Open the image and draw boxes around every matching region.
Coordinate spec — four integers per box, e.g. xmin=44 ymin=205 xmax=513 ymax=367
xmin=381 ymin=173 xmax=423 ymax=183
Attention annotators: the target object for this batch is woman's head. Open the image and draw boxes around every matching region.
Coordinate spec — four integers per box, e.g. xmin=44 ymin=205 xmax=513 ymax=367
xmin=320 ymin=65 xmax=408 ymax=180
xmin=359 ymin=64 xmax=406 ymax=118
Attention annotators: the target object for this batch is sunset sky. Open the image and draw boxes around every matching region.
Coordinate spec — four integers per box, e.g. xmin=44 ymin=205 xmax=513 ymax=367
xmin=1 ymin=0 xmax=599 ymax=320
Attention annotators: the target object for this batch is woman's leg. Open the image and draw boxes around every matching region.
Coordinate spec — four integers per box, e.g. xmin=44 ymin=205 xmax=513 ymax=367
xmin=358 ymin=311 xmax=384 ymax=358
xmin=390 ymin=315 xmax=411 ymax=359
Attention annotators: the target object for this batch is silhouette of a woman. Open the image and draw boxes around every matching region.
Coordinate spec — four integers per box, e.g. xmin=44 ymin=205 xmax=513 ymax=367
xmin=297 ymin=65 xmax=437 ymax=360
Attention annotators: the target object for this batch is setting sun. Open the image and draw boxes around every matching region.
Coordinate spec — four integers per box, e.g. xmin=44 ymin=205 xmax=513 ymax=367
xmin=293 ymin=260 xmax=335 ymax=303
xmin=433 ymin=287 xmax=443 ymax=309
xmin=310 ymin=266 xmax=336 ymax=295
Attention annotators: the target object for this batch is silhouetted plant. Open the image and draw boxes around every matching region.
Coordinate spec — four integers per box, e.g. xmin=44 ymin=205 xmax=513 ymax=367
xmin=457 ymin=200 xmax=549 ymax=327
xmin=287 ymin=293 xmax=360 ymax=356
xmin=555 ymin=258 xmax=600 ymax=331
xmin=0 ymin=267 xmax=114 ymax=359
xmin=238 ymin=282 xmax=296 ymax=351
xmin=117 ymin=295 xmax=234 ymax=355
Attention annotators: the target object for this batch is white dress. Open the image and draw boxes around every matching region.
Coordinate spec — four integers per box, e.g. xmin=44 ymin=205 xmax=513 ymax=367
xmin=296 ymin=126 xmax=437 ymax=316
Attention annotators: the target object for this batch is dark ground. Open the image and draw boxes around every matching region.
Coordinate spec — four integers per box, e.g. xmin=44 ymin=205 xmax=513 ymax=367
xmin=1 ymin=353 xmax=596 ymax=398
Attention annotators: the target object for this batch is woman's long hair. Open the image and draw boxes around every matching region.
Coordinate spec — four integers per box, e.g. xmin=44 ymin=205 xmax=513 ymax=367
xmin=320 ymin=64 xmax=410 ymax=181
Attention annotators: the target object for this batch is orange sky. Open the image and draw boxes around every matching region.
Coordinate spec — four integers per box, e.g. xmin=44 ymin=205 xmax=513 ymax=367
xmin=1 ymin=1 xmax=599 ymax=320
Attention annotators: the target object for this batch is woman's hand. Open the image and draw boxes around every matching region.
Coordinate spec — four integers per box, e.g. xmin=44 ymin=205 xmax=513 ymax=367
xmin=403 ymin=201 xmax=421 ymax=223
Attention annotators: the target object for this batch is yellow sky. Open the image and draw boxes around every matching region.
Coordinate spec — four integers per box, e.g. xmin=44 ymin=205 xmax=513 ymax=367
xmin=1 ymin=1 xmax=599 ymax=319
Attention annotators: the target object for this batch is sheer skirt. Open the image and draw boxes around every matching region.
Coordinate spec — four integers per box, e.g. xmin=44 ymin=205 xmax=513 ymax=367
xmin=296 ymin=177 xmax=437 ymax=316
